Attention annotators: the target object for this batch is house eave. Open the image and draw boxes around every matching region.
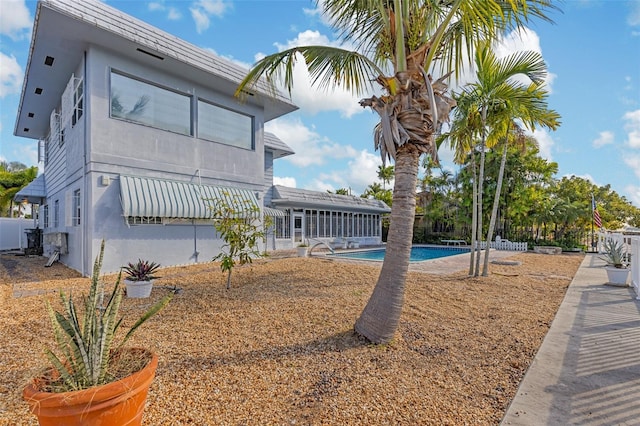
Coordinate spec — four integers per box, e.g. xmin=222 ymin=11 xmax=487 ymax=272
xmin=14 ymin=0 xmax=298 ymax=140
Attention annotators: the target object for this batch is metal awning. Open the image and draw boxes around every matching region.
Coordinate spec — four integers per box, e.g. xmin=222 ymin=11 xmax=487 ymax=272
xmin=263 ymin=207 xmax=286 ymax=217
xmin=119 ymin=175 xmax=259 ymax=219
xmin=14 ymin=174 xmax=46 ymax=204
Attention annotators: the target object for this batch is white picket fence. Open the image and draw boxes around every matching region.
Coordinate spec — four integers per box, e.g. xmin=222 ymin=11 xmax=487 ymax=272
xmin=599 ymin=232 xmax=640 ymax=299
xmin=476 ymin=238 xmax=528 ymax=251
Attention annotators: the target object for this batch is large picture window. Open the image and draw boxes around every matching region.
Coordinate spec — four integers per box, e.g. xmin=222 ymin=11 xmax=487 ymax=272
xmin=197 ymin=100 xmax=253 ymax=150
xmin=110 ymin=71 xmax=192 ymax=136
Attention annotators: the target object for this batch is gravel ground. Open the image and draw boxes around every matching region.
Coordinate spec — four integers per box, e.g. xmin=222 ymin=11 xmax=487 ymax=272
xmin=0 ymin=251 xmax=583 ymax=425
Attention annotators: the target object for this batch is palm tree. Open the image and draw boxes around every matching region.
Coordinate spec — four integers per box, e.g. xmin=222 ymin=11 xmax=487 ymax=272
xmin=236 ymin=0 xmax=557 ymax=344
xmin=0 ymin=162 xmax=38 ymax=217
xmin=377 ymin=165 xmax=394 ymax=190
xmin=445 ymin=41 xmax=559 ymax=276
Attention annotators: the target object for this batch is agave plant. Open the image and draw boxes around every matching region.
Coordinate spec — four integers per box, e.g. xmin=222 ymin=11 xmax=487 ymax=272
xmin=44 ymin=240 xmax=173 ymax=392
xmin=122 ymin=259 xmax=161 ymax=282
xmin=599 ymin=240 xmax=628 ymax=269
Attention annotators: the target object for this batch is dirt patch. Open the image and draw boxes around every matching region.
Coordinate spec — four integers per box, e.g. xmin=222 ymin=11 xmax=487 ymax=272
xmin=0 ymin=252 xmax=582 ymax=425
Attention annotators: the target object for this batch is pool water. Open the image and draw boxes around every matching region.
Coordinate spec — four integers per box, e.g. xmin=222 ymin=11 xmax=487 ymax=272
xmin=330 ymin=246 xmax=469 ymax=262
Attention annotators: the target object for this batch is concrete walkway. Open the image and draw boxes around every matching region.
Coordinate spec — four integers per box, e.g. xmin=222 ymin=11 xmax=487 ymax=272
xmin=502 ymin=254 xmax=640 ymax=425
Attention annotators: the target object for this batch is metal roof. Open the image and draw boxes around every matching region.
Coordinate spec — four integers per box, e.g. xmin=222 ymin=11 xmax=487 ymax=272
xmin=14 ymin=174 xmax=46 ymax=204
xmin=271 ymin=185 xmax=391 ymax=213
xmin=264 ymin=132 xmax=295 ymax=159
xmin=119 ymin=175 xmax=259 ymax=219
xmin=16 ymin=0 xmax=298 ymax=139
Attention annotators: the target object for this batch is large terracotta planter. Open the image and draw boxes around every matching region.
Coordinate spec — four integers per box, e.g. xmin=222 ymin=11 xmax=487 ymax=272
xmin=23 ymin=348 xmax=158 ymax=426
xmin=125 ymin=279 xmax=153 ymax=298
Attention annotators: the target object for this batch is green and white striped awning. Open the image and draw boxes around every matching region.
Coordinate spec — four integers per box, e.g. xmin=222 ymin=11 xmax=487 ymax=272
xmin=119 ymin=175 xmax=259 ymax=219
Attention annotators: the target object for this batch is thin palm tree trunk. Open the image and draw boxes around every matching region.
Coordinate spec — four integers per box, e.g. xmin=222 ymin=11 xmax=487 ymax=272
xmin=482 ymin=140 xmax=508 ymax=276
xmin=469 ymin=156 xmax=478 ymax=276
xmin=355 ymin=146 xmax=420 ymax=344
xmin=474 ymin=108 xmax=488 ymax=277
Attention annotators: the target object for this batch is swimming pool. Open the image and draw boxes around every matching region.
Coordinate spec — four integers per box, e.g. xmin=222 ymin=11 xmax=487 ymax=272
xmin=330 ymin=246 xmax=469 ymax=262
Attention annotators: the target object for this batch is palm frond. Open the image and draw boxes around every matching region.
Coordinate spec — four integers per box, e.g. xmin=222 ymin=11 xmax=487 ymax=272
xmin=236 ymin=46 xmax=383 ymax=98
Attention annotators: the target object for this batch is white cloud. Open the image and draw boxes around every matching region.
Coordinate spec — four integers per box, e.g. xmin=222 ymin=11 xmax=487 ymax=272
xmin=0 ymin=0 xmax=31 ymax=40
xmin=593 ymin=131 xmax=615 ymax=148
xmin=623 ymin=156 xmax=640 ymax=206
xmin=265 ymin=117 xmax=358 ymax=167
xmin=0 ymin=52 xmax=23 ymax=98
xmin=628 ymin=1 xmax=640 ymax=26
xmin=623 ymin=109 xmax=640 ymax=148
xmin=494 ymin=28 xmax=555 ymax=93
xmin=149 ymin=1 xmax=182 ymax=20
xmin=261 ymin=30 xmax=365 ymax=118
xmin=273 ymin=176 xmax=297 ymax=187
xmin=345 ymin=150 xmax=383 ymax=193
xmin=190 ymin=0 xmax=229 ymax=33
xmin=531 ymin=128 xmax=554 ymax=161
xmin=625 ymin=184 xmax=640 ymax=208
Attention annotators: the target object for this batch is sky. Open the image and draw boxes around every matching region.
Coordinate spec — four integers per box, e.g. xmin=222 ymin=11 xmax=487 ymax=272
xmin=1 ymin=0 xmax=639 ymax=206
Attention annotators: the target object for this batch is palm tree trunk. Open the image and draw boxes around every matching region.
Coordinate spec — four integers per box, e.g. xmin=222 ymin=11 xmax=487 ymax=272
xmin=355 ymin=146 xmax=420 ymax=344
xmin=482 ymin=140 xmax=508 ymax=276
xmin=474 ymin=108 xmax=488 ymax=277
xmin=469 ymin=156 xmax=478 ymax=276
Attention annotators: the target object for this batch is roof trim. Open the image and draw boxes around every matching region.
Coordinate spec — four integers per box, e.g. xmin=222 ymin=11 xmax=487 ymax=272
xmin=271 ymin=185 xmax=391 ymax=213
xmin=14 ymin=174 xmax=46 ymax=204
xmin=120 ymin=175 xmax=258 ymax=219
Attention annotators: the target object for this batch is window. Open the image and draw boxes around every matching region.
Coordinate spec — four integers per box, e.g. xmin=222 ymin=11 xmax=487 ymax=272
xmin=72 ymin=79 xmax=83 ymax=127
xmin=43 ymin=205 xmax=49 ymax=228
xmin=53 ymin=200 xmax=59 ymax=228
xmin=275 ymin=215 xmax=290 ymax=239
xmin=72 ymin=190 xmax=81 ymax=226
xmin=110 ymin=71 xmax=192 ymax=136
xmin=61 ymin=75 xmax=83 ymax=131
xmin=198 ymin=100 xmax=253 ymax=149
xmin=127 ymin=216 xmax=163 ymax=225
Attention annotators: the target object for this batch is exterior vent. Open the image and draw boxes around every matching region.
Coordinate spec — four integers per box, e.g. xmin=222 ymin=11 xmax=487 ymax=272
xmin=35 ymin=87 xmax=43 ymax=94
xmin=45 ymin=56 xmax=54 ymax=66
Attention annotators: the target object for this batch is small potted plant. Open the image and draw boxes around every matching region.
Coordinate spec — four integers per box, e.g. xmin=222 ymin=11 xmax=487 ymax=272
xmin=297 ymin=243 xmax=308 ymax=257
xmin=122 ymin=259 xmax=161 ymax=298
xmin=22 ymin=240 xmax=173 ymax=425
xmin=599 ymin=239 xmax=631 ymax=286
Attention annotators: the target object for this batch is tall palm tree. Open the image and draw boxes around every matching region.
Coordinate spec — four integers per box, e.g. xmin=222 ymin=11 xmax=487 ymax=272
xmin=236 ymin=0 xmax=557 ymax=344
xmin=445 ymin=41 xmax=559 ymax=276
xmin=377 ymin=165 xmax=395 ymax=190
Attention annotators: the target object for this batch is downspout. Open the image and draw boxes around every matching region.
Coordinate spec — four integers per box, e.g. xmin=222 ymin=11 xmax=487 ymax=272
xmin=82 ymin=50 xmax=88 ymax=276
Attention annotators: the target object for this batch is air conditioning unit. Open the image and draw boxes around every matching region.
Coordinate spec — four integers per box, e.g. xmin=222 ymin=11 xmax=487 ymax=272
xmin=44 ymin=232 xmax=68 ymax=254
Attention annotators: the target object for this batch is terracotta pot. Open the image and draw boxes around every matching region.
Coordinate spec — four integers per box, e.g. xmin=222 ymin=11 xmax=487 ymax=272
xmin=23 ymin=348 xmax=158 ymax=426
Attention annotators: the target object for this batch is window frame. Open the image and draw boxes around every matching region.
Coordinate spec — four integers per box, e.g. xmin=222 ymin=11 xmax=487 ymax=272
xmin=197 ymin=98 xmax=254 ymax=150
xmin=109 ymin=70 xmax=193 ymax=136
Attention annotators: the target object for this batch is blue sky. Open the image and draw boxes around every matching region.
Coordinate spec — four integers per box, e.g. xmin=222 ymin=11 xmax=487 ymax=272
xmin=1 ymin=0 xmax=639 ymax=206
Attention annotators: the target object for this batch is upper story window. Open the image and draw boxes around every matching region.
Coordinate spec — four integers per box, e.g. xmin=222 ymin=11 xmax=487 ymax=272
xmin=110 ymin=71 xmax=192 ymax=136
xmin=62 ymin=75 xmax=83 ymax=131
xmin=197 ymin=99 xmax=253 ymax=150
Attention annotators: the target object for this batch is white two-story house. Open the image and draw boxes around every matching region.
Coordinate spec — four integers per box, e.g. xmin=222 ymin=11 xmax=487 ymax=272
xmin=14 ymin=0 xmax=389 ymax=275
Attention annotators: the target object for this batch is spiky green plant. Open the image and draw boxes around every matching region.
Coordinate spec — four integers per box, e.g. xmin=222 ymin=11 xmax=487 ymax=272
xmin=599 ymin=240 xmax=628 ymax=269
xmin=44 ymin=240 xmax=173 ymax=391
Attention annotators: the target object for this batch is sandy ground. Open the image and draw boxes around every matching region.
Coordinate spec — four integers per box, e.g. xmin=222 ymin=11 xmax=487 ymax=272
xmin=0 ymin=250 xmax=583 ymax=425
